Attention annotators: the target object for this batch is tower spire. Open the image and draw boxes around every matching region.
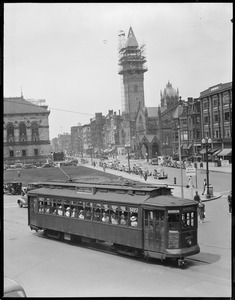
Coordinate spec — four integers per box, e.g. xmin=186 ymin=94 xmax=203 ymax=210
xmin=126 ymin=26 xmax=138 ymax=47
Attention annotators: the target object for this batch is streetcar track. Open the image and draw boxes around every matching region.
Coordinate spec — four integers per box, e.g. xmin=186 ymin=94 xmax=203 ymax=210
xmin=186 ymin=257 xmax=231 ymax=271
xmin=37 ymin=232 xmax=231 ymax=271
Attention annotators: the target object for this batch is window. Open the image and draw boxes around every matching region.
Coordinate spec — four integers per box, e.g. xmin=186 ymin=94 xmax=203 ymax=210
xmin=22 ymin=149 xmax=26 ymax=157
xmin=225 ymin=128 xmax=231 ymax=138
xmin=214 ymin=130 xmax=219 ymax=138
xmin=214 ymin=114 xmax=218 ymax=123
xmin=181 ymin=131 xmax=188 ymax=141
xmin=181 ymin=212 xmax=195 ymax=228
xmin=224 ymin=111 xmax=230 ymax=121
xmin=134 ymin=84 xmax=138 ymax=92
xmin=34 ymin=149 xmax=39 ymax=156
xmin=31 ymin=122 xmax=39 ymax=141
xmin=204 ymin=116 xmax=209 ymax=124
xmin=203 ymin=100 xmax=208 ymax=109
xmin=19 ymin=122 xmax=27 ymax=135
xmin=168 ymin=213 xmax=179 ymax=231
xmin=223 ymin=92 xmax=229 ymax=104
xmin=212 ymin=95 xmax=218 ymax=107
xmin=10 ymin=150 xmax=14 ymax=157
xmin=7 ymin=123 xmax=14 ymax=136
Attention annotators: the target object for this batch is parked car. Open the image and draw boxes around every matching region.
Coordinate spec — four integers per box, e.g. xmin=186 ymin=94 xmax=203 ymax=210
xmin=42 ymin=163 xmax=52 ymax=168
xmin=4 ymin=182 xmax=22 ymax=195
xmin=22 ymin=164 xmax=35 ymax=169
xmin=153 ymin=168 xmax=168 ymax=179
xmin=151 ymin=158 xmax=158 ymax=165
xmin=4 ymin=277 xmax=27 ymax=297
xmin=17 ymin=194 xmax=28 ymax=208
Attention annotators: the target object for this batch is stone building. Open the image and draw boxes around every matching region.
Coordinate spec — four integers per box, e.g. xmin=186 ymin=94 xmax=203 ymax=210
xmin=4 ymin=96 xmax=51 ymax=165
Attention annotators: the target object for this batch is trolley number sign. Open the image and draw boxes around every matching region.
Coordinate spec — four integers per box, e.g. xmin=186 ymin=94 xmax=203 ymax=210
xmin=185 ymin=166 xmax=196 ymax=176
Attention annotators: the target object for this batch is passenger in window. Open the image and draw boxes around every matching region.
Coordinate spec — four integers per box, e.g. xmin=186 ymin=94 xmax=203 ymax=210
xmin=71 ymin=208 xmax=76 ymax=218
xmin=102 ymin=212 xmax=109 ymax=223
xmin=78 ymin=210 xmax=85 ymax=219
xmin=58 ymin=206 xmax=63 ymax=216
xmin=111 ymin=213 xmax=118 ymax=224
xmin=45 ymin=206 xmax=50 ymax=213
xmin=86 ymin=209 xmax=92 ymax=220
xmin=130 ymin=216 xmax=138 ymax=227
xmin=120 ymin=214 xmax=126 ymax=225
xmin=38 ymin=202 xmax=43 ymax=212
xmin=94 ymin=209 xmax=101 ymax=221
xmin=65 ymin=207 xmax=71 ymax=217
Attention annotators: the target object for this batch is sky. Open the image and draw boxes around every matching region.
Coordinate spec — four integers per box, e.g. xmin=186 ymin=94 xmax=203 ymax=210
xmin=4 ymin=3 xmax=233 ymax=139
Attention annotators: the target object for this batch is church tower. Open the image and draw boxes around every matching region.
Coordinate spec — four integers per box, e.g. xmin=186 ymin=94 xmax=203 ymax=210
xmin=118 ymin=27 xmax=148 ymax=121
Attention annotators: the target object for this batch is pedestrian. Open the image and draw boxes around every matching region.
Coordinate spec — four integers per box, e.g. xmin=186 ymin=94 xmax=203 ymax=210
xmin=103 ymin=164 xmax=106 ymax=172
xmin=198 ymin=200 xmax=205 ymax=223
xmin=202 ymin=179 xmax=207 ymax=195
xmin=144 ymin=171 xmax=148 ymax=181
xmin=187 ymin=176 xmax=192 ymax=188
xmin=193 ymin=191 xmax=201 ymax=203
xmin=17 ymin=171 xmax=21 ymax=178
xmin=228 ymin=190 xmax=232 ymax=213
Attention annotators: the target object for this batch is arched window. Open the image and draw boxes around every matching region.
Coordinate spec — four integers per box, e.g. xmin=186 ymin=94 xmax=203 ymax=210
xmin=31 ymin=123 xmax=39 ymax=141
xmin=6 ymin=123 xmax=15 ymax=142
xmin=7 ymin=123 xmax=14 ymax=137
xmin=19 ymin=122 xmax=27 ymax=142
xmin=19 ymin=122 xmax=27 ymax=135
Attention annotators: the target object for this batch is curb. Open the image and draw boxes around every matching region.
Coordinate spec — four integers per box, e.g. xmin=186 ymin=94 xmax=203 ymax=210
xmin=84 ymin=164 xmax=222 ymax=202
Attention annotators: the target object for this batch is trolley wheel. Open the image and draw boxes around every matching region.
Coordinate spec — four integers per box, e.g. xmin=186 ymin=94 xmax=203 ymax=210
xmin=177 ymin=258 xmax=186 ymax=267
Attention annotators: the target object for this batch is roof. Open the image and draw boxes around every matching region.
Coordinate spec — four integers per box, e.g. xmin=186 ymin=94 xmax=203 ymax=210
xmin=4 ymin=97 xmax=50 ymax=115
xmin=146 ymin=107 xmax=158 ymax=118
xmin=28 ymin=186 xmax=196 ymax=207
xmin=125 ymin=27 xmax=138 ymax=48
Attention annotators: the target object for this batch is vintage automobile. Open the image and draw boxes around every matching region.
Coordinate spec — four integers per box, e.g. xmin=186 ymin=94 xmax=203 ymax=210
xmin=150 ymin=158 xmax=158 ymax=165
xmin=153 ymin=168 xmax=168 ymax=179
xmin=4 ymin=182 xmax=22 ymax=195
xmin=4 ymin=277 xmax=27 ymax=297
xmin=17 ymin=194 xmax=28 ymax=208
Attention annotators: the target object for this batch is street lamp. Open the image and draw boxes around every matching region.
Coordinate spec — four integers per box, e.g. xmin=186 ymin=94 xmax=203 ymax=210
xmin=125 ymin=144 xmax=131 ymax=173
xmin=178 ymin=125 xmax=184 ymax=199
xmin=202 ymin=137 xmax=212 ymax=198
xmin=89 ymin=147 xmax=93 ymax=166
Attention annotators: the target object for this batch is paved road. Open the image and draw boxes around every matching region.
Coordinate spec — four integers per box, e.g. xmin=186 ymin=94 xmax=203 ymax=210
xmin=3 ymin=179 xmax=231 ymax=297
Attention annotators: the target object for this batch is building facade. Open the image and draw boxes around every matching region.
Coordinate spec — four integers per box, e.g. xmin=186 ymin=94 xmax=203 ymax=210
xmin=4 ymin=96 xmax=51 ymax=165
xmin=199 ymin=82 xmax=232 ymax=150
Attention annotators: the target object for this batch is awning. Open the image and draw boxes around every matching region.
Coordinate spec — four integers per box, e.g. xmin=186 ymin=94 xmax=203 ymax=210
xmin=217 ymin=148 xmax=232 ymax=156
xmin=182 ymin=144 xmax=188 ymax=149
xmin=212 ymin=149 xmax=222 ymax=156
xmin=187 ymin=144 xmax=192 ymax=149
xmin=208 ymin=148 xmax=218 ymax=154
xmin=199 ymin=149 xmax=207 ymax=154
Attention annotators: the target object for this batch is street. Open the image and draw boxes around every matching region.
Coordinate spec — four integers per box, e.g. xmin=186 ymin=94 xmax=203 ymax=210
xmin=3 ymin=163 xmax=232 ymax=298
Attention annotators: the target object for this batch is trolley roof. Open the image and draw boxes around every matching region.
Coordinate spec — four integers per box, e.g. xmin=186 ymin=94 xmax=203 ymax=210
xmin=28 ymin=187 xmax=197 ymax=207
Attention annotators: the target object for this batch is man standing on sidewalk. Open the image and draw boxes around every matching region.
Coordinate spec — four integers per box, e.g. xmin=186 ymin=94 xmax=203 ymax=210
xmin=202 ymin=178 xmax=207 ymax=195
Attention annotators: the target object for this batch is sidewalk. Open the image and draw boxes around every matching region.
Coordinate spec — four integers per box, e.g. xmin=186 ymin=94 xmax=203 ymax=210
xmin=84 ymin=163 xmax=222 ymax=202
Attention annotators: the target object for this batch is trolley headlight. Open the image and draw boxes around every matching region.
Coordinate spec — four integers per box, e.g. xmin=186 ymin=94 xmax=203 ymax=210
xmin=186 ymin=239 xmax=192 ymax=247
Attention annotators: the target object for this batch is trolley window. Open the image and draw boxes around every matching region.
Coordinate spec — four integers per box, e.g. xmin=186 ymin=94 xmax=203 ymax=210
xmin=168 ymin=210 xmax=180 ymax=232
xmin=181 ymin=211 xmax=196 ymax=228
